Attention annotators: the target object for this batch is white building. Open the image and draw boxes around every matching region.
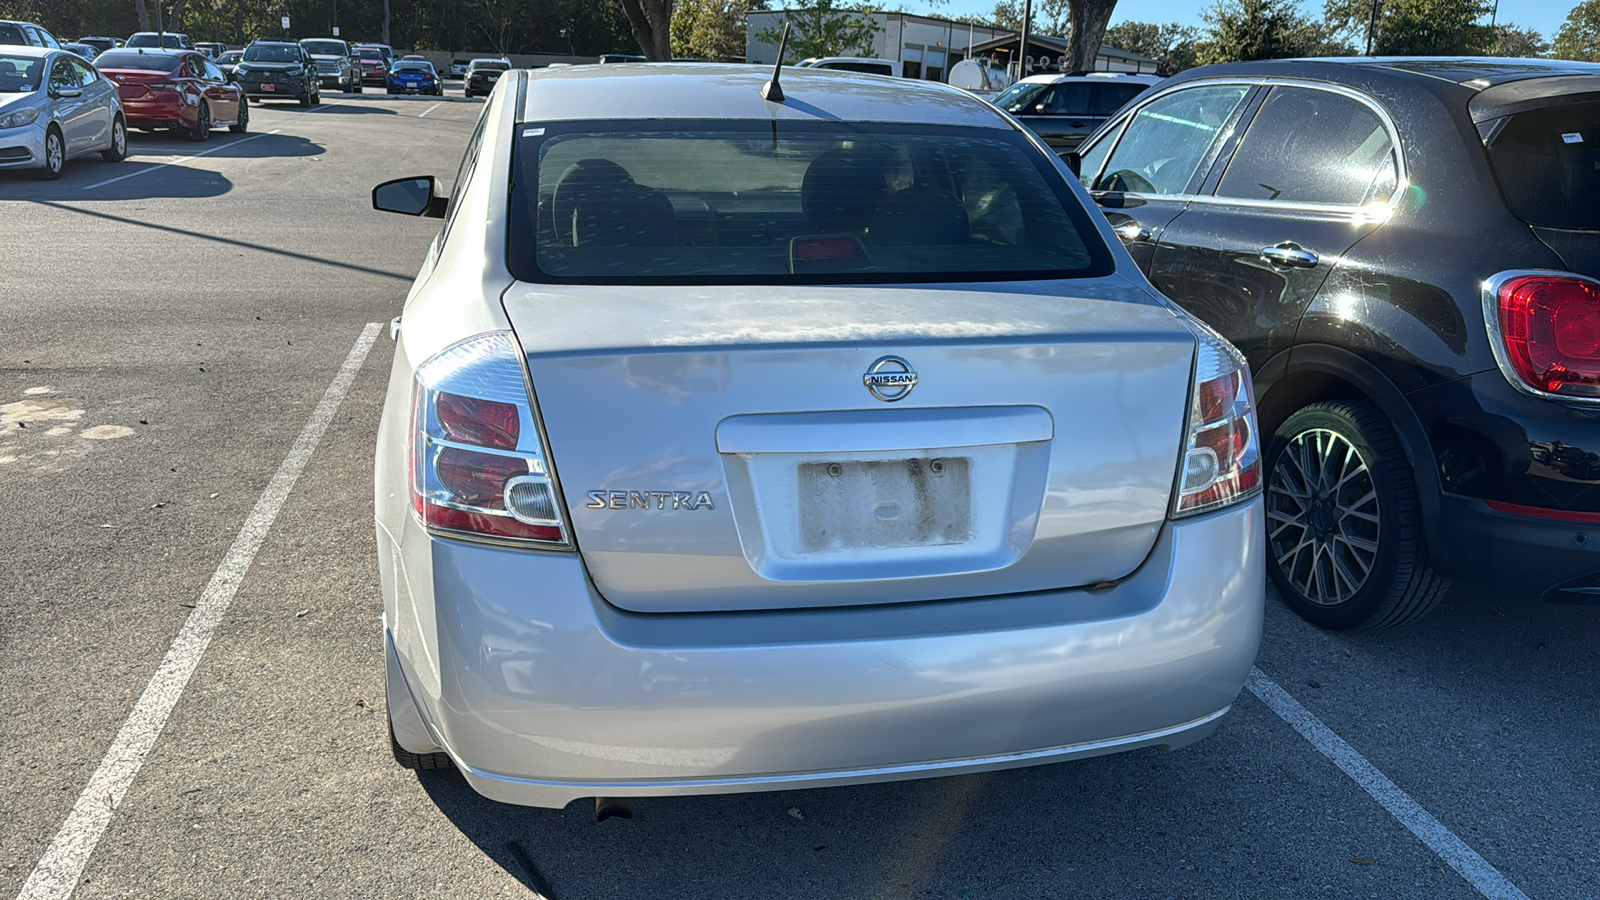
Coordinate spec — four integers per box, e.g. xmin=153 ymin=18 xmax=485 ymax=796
xmin=745 ymin=10 xmax=1013 ymax=82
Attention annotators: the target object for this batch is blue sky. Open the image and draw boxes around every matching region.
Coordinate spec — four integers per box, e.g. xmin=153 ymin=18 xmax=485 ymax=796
xmin=914 ymin=0 xmax=1573 ymax=44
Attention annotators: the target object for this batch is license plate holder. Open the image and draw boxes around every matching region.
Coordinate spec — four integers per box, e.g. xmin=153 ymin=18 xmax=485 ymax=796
xmin=797 ymin=457 xmax=972 ymax=552
xmin=260 ymin=83 xmax=274 ymax=91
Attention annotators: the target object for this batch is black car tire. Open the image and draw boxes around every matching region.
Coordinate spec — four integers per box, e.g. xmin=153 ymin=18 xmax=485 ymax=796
xmin=1264 ymin=400 xmax=1449 ymax=630
xmin=101 ymin=114 xmax=127 ymax=162
xmin=389 ymin=723 xmax=452 ymax=771
xmin=230 ymin=101 xmax=248 ymax=134
xmin=187 ymin=100 xmax=210 ymax=142
xmin=38 ymin=126 xmax=64 ymax=180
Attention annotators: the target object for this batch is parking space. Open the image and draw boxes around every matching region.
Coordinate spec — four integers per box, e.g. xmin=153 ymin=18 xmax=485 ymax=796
xmin=1 ymin=91 xmax=1595 ymax=900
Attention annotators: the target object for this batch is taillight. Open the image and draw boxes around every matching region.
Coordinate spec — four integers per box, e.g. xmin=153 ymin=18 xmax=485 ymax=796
xmin=1173 ymin=324 xmax=1261 ymax=517
xmin=410 ymin=332 xmax=570 ymax=547
xmin=1488 ymin=271 xmax=1600 ymax=399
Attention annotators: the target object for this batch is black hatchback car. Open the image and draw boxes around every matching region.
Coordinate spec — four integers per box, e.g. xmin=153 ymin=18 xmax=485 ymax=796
xmin=1071 ymin=57 xmax=1600 ymax=630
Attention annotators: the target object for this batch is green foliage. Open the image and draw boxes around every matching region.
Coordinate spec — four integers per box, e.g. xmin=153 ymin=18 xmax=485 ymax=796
xmin=1553 ymin=0 xmax=1600 ymax=61
xmin=985 ymin=0 xmax=1069 ymax=35
xmin=1488 ymin=23 xmax=1548 ymax=57
xmin=0 ymin=0 xmax=635 ymax=56
xmin=1103 ymin=20 xmax=1201 ymax=73
xmin=1323 ymin=0 xmax=1493 ymax=55
xmin=1198 ymin=0 xmax=1353 ymax=64
xmin=756 ymin=0 xmax=883 ymax=60
xmin=672 ymin=0 xmax=750 ymax=58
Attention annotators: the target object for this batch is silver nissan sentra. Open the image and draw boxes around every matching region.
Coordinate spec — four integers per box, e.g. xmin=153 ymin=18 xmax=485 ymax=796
xmin=370 ymin=62 xmax=1265 ymax=812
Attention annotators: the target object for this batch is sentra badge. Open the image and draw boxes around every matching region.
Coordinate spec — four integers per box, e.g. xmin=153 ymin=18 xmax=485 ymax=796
xmin=587 ymin=490 xmax=715 ymax=511
xmin=864 ymin=355 xmax=917 ymax=402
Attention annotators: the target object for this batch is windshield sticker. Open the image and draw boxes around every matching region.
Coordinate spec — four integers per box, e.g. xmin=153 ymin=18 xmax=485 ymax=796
xmin=522 ymin=127 xmax=544 ymax=137
xmin=1563 ymin=132 xmax=1584 ymax=144
xmin=21 ymin=84 xmax=33 ymax=91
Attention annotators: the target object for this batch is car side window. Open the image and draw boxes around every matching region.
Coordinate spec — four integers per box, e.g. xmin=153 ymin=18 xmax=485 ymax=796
xmin=202 ymin=58 xmax=224 ymax=82
xmin=48 ymin=57 xmax=74 ymax=93
xmin=67 ymin=56 xmax=98 ymax=86
xmin=439 ymin=112 xmax=491 ymax=249
xmin=1215 ymin=86 xmax=1396 ymax=207
xmin=39 ymin=28 xmax=60 ymax=49
xmin=1094 ymin=84 xmax=1251 ymax=195
xmin=1040 ymin=82 xmax=1091 ymax=116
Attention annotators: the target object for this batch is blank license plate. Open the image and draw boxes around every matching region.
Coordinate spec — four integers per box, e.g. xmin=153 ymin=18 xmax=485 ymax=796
xmin=260 ymin=83 xmax=274 ymax=91
xmin=798 ymin=457 xmax=972 ymax=552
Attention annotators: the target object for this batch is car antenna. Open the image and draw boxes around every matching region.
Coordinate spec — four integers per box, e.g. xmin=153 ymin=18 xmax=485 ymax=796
xmin=762 ymin=23 xmax=790 ymax=103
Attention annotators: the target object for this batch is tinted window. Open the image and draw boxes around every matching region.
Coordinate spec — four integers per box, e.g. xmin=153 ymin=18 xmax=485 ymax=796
xmin=818 ymin=61 xmax=892 ymax=75
xmin=994 ymin=81 xmax=1048 ymax=114
xmin=94 ymin=50 xmax=180 ymax=72
xmin=1093 ymin=83 xmax=1149 ymax=116
xmin=358 ymin=49 xmax=383 ymax=60
xmin=243 ymin=44 xmax=299 ymax=63
xmin=473 ymin=61 xmax=510 ymax=71
xmin=1216 ymin=86 xmax=1395 ymax=206
xmin=510 ymin=121 xmax=1111 ymax=284
xmin=0 ymin=25 xmax=24 ymax=45
xmin=1040 ymin=82 xmax=1091 ymax=116
xmin=0 ymin=51 xmax=43 ymax=91
xmin=1095 ymin=84 xmax=1251 ymax=194
xmin=301 ymin=40 xmax=345 ymax=55
xmin=1487 ymin=100 xmax=1600 ymax=230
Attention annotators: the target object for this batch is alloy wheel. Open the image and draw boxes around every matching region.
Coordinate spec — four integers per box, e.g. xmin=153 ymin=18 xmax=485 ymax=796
xmin=44 ymin=130 xmax=64 ymax=177
xmin=1266 ymin=427 xmax=1381 ymax=607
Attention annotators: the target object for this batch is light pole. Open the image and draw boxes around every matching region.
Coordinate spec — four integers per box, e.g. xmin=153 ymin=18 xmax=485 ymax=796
xmin=1015 ymin=0 xmax=1033 ymax=80
xmin=1364 ymin=0 xmax=1382 ymax=55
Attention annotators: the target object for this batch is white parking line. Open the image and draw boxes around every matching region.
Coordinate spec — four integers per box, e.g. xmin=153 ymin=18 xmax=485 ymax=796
xmin=80 ymin=130 xmax=281 ymax=191
xmin=16 ymin=323 xmax=384 ymax=900
xmin=416 ymin=102 xmax=442 ymax=118
xmin=306 ymin=98 xmax=353 ymax=113
xmin=1246 ymin=668 xmax=1531 ymax=900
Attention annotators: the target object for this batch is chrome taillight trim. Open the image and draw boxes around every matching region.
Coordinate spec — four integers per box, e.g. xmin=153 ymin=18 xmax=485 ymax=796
xmin=1481 ymin=269 xmax=1600 ymax=406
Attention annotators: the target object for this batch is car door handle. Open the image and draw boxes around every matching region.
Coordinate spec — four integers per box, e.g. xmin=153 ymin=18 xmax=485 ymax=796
xmin=1116 ymin=221 xmax=1151 ymax=242
xmin=1260 ymin=244 xmax=1319 ymax=268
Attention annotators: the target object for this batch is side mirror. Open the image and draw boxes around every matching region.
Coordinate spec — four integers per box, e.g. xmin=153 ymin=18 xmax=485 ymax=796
xmin=1063 ymin=150 xmax=1082 ymax=177
xmin=52 ymin=86 xmax=83 ymax=99
xmin=373 ymin=176 xmax=448 ymax=218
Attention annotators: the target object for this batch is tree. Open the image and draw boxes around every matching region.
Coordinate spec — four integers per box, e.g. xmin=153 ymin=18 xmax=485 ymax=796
xmin=620 ymin=0 xmax=675 ymax=60
xmin=672 ymin=0 xmax=752 ymax=59
xmin=1553 ymin=0 xmax=1600 ymax=61
xmin=1103 ymin=20 xmax=1201 ymax=73
xmin=1489 ymin=23 xmax=1548 ymax=57
xmin=756 ymin=1 xmax=883 ymax=61
xmin=1324 ymin=0 xmax=1493 ymax=55
xmin=1065 ymin=0 xmax=1117 ymax=71
xmin=1200 ymin=0 xmax=1326 ymax=63
xmin=985 ymin=0 xmax=1068 ymax=35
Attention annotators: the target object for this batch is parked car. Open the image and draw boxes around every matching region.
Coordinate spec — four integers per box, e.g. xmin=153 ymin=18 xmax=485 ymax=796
xmin=193 ymin=41 xmax=227 ymax=59
xmin=234 ymin=40 xmax=319 ymax=107
xmin=125 ymin=32 xmax=193 ymax=50
xmin=794 ymin=56 xmax=902 ymax=77
xmin=995 ymin=72 xmax=1162 ymax=155
xmin=0 ymin=45 xmax=125 ymax=178
xmin=948 ymin=57 xmax=1015 ymax=100
xmin=61 ymin=42 xmax=100 ymax=61
xmin=0 ymin=20 xmax=62 ymax=48
xmin=76 ymin=36 xmax=119 ymax=56
xmin=367 ymin=63 xmax=1264 ymax=811
xmin=449 ymin=57 xmax=470 ymax=78
xmin=353 ymin=45 xmax=388 ymax=86
xmin=463 ymin=57 xmax=509 ymax=97
xmin=597 ymin=53 xmax=645 ymax=64
xmin=216 ymin=49 xmax=242 ymax=78
xmin=399 ymin=54 xmax=427 ymax=62
xmin=1070 ymin=56 xmax=1600 ymax=629
xmin=96 ymin=48 xmax=244 ymax=141
xmin=385 ymin=58 xmax=440 ymax=96
xmin=299 ymin=37 xmax=361 ymax=93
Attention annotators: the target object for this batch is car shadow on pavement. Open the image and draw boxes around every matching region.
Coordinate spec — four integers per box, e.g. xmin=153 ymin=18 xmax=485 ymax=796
xmin=0 ymin=134 xmax=326 ymax=201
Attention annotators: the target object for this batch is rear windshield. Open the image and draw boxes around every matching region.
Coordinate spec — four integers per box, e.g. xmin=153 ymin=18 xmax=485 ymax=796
xmin=244 ymin=44 xmax=299 ymax=62
xmin=0 ymin=52 xmax=43 ymax=91
xmin=394 ymin=60 xmax=433 ymax=71
xmin=818 ymin=61 xmax=892 ymax=75
xmin=127 ymin=34 xmax=183 ymax=49
xmin=508 ymin=120 xmax=1112 ymax=285
xmin=301 ymin=41 xmax=344 ymax=55
xmin=0 ymin=24 xmax=24 ymax=45
xmin=93 ymin=50 xmax=179 ymax=72
xmin=1487 ymin=100 xmax=1600 ymax=230
xmin=357 ymin=49 xmax=383 ymax=59
xmin=474 ymin=61 xmax=509 ymax=71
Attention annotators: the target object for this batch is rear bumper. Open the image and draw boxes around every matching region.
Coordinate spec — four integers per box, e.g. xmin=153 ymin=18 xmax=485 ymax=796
xmin=1439 ymin=494 xmax=1600 ymax=599
xmin=121 ymin=99 xmax=188 ymax=129
xmin=380 ymin=498 xmax=1264 ymax=809
xmin=0 ymin=121 xmax=45 ymax=169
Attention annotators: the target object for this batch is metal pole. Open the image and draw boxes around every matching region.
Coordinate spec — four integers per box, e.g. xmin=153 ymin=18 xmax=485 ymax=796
xmin=1364 ymin=0 xmax=1382 ymax=55
xmin=1016 ymin=0 xmax=1032 ymax=80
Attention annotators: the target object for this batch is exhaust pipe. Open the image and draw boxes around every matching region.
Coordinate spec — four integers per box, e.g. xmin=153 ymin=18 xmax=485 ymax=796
xmin=595 ymin=796 xmax=633 ymax=822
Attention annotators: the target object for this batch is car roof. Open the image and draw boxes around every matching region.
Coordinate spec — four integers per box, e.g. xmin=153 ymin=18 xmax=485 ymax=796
xmin=1167 ymin=56 xmax=1600 ymax=92
xmin=519 ymin=63 xmax=1015 ymax=128
xmin=0 ymin=44 xmax=52 ymax=58
xmin=1018 ymin=72 xmax=1163 ymax=85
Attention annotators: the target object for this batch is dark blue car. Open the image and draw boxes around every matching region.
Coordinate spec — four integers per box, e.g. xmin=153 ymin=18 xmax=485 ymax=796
xmin=385 ymin=59 xmax=440 ymax=96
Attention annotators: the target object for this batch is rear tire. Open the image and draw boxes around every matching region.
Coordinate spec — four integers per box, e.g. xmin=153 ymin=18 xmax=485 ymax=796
xmin=389 ymin=723 xmax=452 ymax=771
xmin=187 ymin=101 xmax=210 ymax=142
xmin=230 ymin=101 xmax=248 ymax=134
xmin=101 ymin=115 xmax=127 ymax=162
xmin=1264 ymin=401 xmax=1449 ymax=630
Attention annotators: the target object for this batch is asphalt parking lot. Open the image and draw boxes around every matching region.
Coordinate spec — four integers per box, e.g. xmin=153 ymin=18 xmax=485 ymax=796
xmin=1 ymin=87 xmax=1596 ymax=900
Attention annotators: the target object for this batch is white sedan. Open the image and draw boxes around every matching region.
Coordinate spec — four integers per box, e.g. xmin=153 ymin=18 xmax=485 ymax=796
xmin=0 ymin=45 xmax=125 ymax=179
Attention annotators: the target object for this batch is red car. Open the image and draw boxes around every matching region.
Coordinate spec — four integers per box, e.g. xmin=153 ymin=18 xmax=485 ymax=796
xmin=94 ymin=48 xmax=245 ymax=141
xmin=353 ymin=46 xmax=389 ymax=86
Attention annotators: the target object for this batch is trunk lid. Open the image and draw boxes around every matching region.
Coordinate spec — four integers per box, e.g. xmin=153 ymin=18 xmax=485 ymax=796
xmin=505 ymin=279 xmax=1196 ymax=613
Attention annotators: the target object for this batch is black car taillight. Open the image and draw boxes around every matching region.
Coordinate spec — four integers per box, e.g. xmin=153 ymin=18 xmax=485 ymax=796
xmin=1487 ymin=271 xmax=1600 ymax=399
